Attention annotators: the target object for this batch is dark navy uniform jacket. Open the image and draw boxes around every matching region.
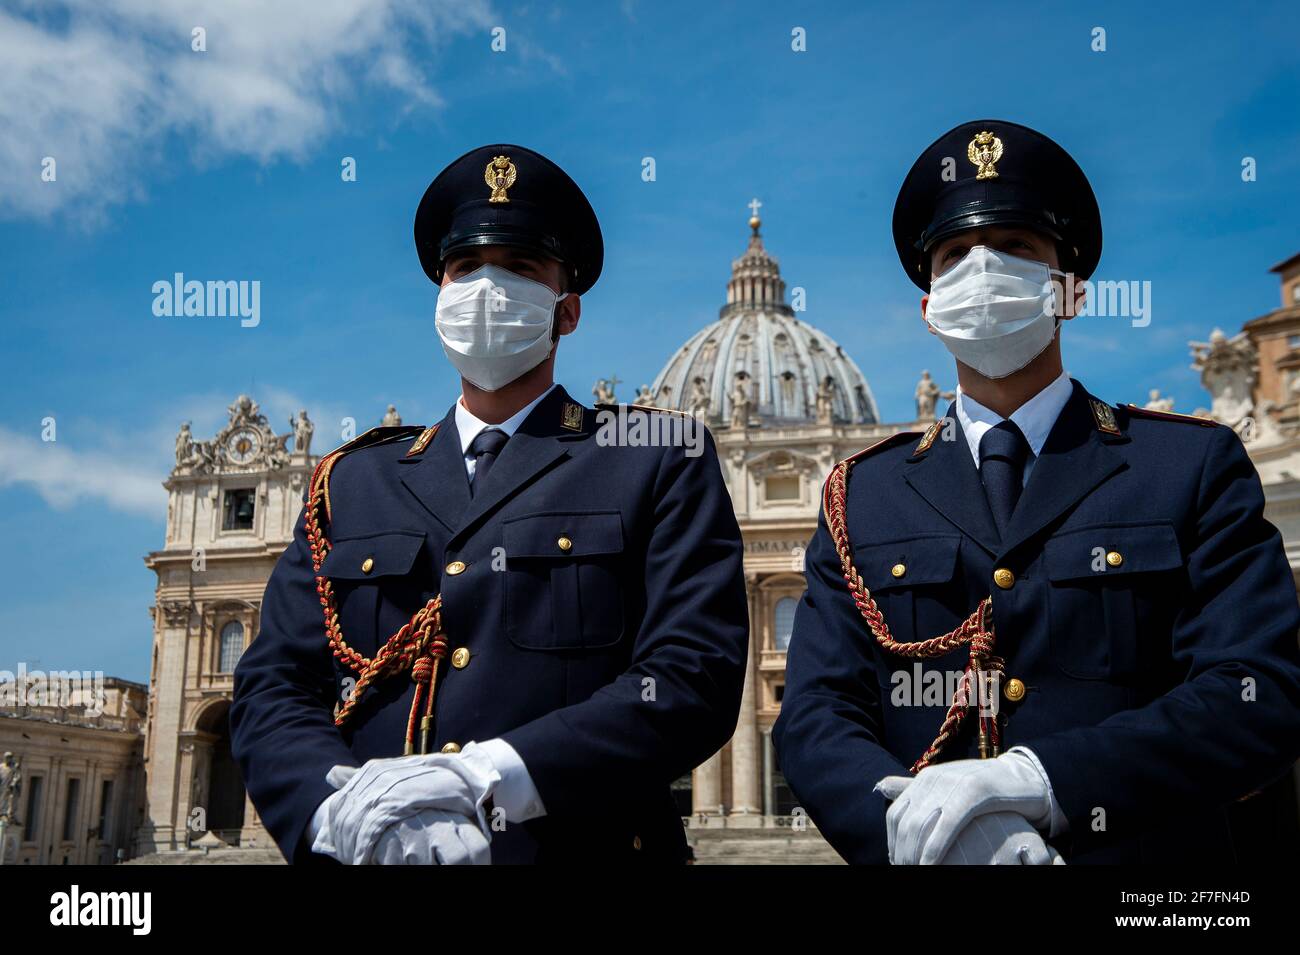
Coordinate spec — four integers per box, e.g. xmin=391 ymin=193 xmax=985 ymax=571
xmin=773 ymin=379 xmax=1300 ymax=864
xmin=230 ymin=385 xmax=748 ymax=864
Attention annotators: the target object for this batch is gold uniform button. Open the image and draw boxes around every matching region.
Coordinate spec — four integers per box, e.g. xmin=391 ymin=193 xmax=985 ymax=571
xmin=557 ymin=536 xmax=573 ymax=552
xmin=1003 ymin=677 xmax=1026 ymax=702
xmin=632 ymin=835 xmax=642 ymax=851
xmin=891 ymin=563 xmax=907 ymax=578
xmin=445 ymin=560 xmax=466 ymax=576
xmin=440 ymin=742 xmax=461 ymax=754
xmin=1106 ymin=550 xmax=1124 ymax=568
xmin=361 ymin=557 xmax=374 ymax=574
xmin=451 ymin=647 xmax=471 ymax=669
xmin=993 ymin=567 xmax=1015 ymax=589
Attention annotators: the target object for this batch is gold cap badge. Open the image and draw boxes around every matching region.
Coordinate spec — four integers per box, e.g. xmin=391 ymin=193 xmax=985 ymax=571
xmin=967 ymin=131 xmax=1004 ymax=181
xmin=484 ymin=155 xmax=517 ymax=203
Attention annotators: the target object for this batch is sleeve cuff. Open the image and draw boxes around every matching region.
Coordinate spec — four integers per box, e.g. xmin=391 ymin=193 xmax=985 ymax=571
xmin=307 ymin=793 xmax=334 ymax=855
xmin=1006 ymin=745 xmax=1069 ymax=838
xmin=472 ymin=737 xmax=546 ymax=823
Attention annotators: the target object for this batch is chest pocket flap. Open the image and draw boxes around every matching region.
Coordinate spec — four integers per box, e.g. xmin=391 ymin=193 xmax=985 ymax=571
xmin=853 ymin=535 xmax=962 ymax=591
xmin=502 ymin=510 xmax=625 ymax=650
xmin=1043 ymin=521 xmax=1182 ymax=581
xmin=318 ymin=530 xmax=426 ymax=580
xmin=502 ymin=510 xmax=624 ymax=558
xmin=1042 ymin=521 xmax=1183 ymax=681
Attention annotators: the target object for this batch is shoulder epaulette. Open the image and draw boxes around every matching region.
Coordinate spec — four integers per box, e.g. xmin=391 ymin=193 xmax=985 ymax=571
xmin=323 ymin=425 xmax=425 ymax=460
xmin=839 ymin=430 xmax=923 ymax=468
xmin=1121 ymin=404 xmax=1219 ymax=427
xmin=821 ymin=430 xmax=921 ymax=517
xmin=312 ymin=425 xmax=425 ymax=522
xmin=595 ymin=401 xmax=693 ymax=419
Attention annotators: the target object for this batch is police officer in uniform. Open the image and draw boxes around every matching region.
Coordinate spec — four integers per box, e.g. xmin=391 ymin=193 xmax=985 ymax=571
xmin=230 ymin=145 xmax=749 ymax=864
xmin=773 ymin=120 xmax=1300 ymax=864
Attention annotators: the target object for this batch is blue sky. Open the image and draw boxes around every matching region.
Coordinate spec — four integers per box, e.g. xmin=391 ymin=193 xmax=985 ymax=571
xmin=1 ymin=0 xmax=1297 ymax=682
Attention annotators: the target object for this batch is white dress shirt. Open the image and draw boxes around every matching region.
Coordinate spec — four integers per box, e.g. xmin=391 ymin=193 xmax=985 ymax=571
xmin=954 ymin=370 xmax=1074 ymax=486
xmin=309 ymin=387 xmax=558 ymax=855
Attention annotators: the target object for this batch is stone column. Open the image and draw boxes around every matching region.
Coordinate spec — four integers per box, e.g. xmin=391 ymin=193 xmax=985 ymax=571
xmin=240 ymin=792 xmax=267 ymax=849
xmin=176 ymin=742 xmax=198 ymax=848
xmin=762 ymin=727 xmax=774 ymax=817
xmin=691 ymin=750 xmax=724 ymax=827
xmin=139 ymin=610 xmax=189 ymax=853
xmin=729 ymin=574 xmax=762 ymax=825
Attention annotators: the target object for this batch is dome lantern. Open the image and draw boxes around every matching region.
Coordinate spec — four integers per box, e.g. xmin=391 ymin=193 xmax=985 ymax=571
xmin=724 ymin=199 xmax=789 ymax=318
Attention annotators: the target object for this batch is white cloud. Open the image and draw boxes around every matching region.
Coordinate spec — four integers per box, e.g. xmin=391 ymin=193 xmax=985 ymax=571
xmin=0 ymin=388 xmax=409 ymax=519
xmin=0 ymin=425 xmax=165 ymax=516
xmin=0 ymin=0 xmax=494 ymax=223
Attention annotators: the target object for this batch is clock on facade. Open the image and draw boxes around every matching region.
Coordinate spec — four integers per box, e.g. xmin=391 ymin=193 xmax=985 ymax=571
xmin=226 ymin=428 xmax=262 ymax=465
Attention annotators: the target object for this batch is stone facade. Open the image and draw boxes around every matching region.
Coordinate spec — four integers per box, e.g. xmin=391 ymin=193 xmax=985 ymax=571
xmin=0 ymin=678 xmax=146 ymax=864
xmin=135 ymin=395 xmax=315 ymax=855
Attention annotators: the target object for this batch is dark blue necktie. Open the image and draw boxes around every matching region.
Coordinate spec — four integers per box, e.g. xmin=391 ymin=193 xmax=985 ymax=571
xmin=978 ymin=420 xmax=1031 ymax=535
xmin=468 ymin=428 xmax=508 ymax=497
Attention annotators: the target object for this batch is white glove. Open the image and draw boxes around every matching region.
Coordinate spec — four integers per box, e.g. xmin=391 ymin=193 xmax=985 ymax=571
xmin=874 ymin=750 xmax=1054 ymax=866
xmin=371 ymin=808 xmax=492 ymax=865
xmin=312 ymin=749 xmax=500 ymax=865
xmin=933 ymin=811 xmax=1064 ymax=865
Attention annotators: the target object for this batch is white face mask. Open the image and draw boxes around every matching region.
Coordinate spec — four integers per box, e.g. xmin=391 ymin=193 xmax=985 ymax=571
xmin=435 ymin=263 xmax=568 ymax=391
xmin=925 ymin=246 xmax=1062 ymax=379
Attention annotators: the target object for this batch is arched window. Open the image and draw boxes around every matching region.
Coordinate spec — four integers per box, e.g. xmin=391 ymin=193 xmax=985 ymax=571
xmin=219 ymin=621 xmax=245 ymax=673
xmin=773 ymin=597 xmax=797 ymax=652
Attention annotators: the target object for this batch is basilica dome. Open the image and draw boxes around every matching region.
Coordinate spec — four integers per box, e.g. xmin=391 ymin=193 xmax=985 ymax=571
xmin=650 ymin=214 xmax=879 ymax=426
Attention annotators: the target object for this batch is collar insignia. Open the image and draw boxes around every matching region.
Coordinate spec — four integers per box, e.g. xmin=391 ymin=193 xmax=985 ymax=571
xmin=914 ymin=419 xmax=942 ymax=455
xmin=967 ymin=131 xmax=1004 ymax=181
xmin=484 ymin=155 xmax=517 ymax=203
xmin=1090 ymin=399 xmax=1121 ymax=435
xmin=405 ymin=425 xmax=438 ymax=457
xmin=560 ymin=402 xmax=584 ymax=431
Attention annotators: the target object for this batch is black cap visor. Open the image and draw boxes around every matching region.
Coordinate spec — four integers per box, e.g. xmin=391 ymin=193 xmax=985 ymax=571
xmin=921 ymin=201 xmax=1066 ymax=253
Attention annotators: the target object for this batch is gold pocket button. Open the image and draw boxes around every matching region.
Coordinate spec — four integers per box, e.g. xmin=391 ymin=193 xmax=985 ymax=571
xmin=1106 ymin=551 xmax=1123 ymax=567
xmin=891 ymin=563 xmax=906 ymax=578
xmin=558 ymin=536 xmax=573 ymax=552
xmin=361 ymin=557 xmax=374 ymax=574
